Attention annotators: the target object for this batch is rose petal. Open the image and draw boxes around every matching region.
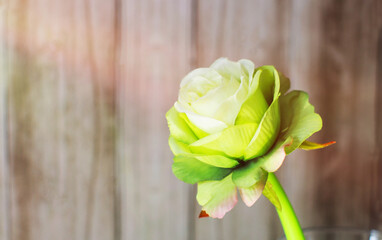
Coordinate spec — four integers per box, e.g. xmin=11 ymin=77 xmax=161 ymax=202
xmin=256 ymin=66 xmax=281 ymax=104
xmin=194 ymin=155 xmax=239 ymax=168
xmin=180 ymin=68 xmax=221 ymax=88
xmin=191 ymin=77 xmax=240 ymax=121
xmin=190 ymin=124 xmax=258 ymax=159
xmin=232 ymin=161 xmax=266 ymax=188
xmin=278 ymin=91 xmax=323 ymax=154
xmin=175 ymin=102 xmax=228 ymax=135
xmin=166 ymin=107 xmax=198 ymax=144
xmin=168 ymin=137 xmax=191 ymax=156
xmin=239 ymin=176 xmax=267 ymax=207
xmin=213 ymin=75 xmax=249 ymax=125
xmin=235 ymin=81 xmax=268 ymax=125
xmin=261 ymin=139 xmax=292 ymax=172
xmin=244 ymin=100 xmax=280 ymax=160
xmin=210 ymin=58 xmax=242 ymax=81
xmin=196 ymin=174 xmax=238 ymax=219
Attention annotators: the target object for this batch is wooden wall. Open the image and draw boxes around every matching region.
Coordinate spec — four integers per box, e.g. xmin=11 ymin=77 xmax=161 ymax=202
xmin=1 ymin=0 xmax=382 ymax=239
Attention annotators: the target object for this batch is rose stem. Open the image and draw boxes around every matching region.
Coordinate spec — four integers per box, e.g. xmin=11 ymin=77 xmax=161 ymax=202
xmin=267 ymin=172 xmax=305 ymax=240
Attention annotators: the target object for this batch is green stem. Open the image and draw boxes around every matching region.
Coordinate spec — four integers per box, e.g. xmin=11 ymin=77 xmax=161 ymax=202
xmin=267 ymin=173 xmax=305 ymax=240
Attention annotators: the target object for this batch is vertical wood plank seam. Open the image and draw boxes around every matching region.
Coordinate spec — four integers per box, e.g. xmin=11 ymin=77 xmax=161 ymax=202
xmin=187 ymin=1 xmax=198 ymax=240
xmin=113 ymin=0 xmax=122 ymax=238
xmin=82 ymin=0 xmax=104 ymax=238
xmin=372 ymin=25 xmax=382 ymax=230
xmin=1 ymin=0 xmax=11 ymax=238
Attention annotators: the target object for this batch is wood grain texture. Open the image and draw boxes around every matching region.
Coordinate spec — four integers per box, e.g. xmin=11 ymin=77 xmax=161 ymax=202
xmin=374 ymin=16 xmax=382 ymax=231
xmin=292 ymin=0 xmax=382 ymax=230
xmin=116 ymin=0 xmax=194 ymax=239
xmin=1 ymin=0 xmax=381 ymax=240
xmin=0 ymin=1 xmax=9 ymax=239
xmin=196 ymin=0 xmax=382 ymax=239
xmin=6 ymin=0 xmax=116 ymax=239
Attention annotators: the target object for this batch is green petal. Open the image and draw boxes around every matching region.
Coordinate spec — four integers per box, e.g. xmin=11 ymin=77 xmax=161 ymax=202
xmin=177 ymin=110 xmax=209 ymax=139
xmin=195 ymin=155 xmax=239 ymax=168
xmin=279 ymin=91 xmax=323 ymax=154
xmin=235 ymin=71 xmax=268 ymax=125
xmin=279 ymin=72 xmax=290 ymax=95
xmin=169 ymin=137 xmax=191 ymax=156
xmin=172 ymin=155 xmax=232 ymax=184
xmin=256 ymin=66 xmax=281 ymax=104
xmin=196 ymin=174 xmax=238 ymax=219
xmin=244 ymin=100 xmax=280 ymax=160
xmin=238 ymin=173 xmax=267 ymax=207
xmin=232 ymin=161 xmax=267 ymax=188
xmin=166 ymin=107 xmax=198 ymax=144
xmin=189 ymin=124 xmax=258 ymax=159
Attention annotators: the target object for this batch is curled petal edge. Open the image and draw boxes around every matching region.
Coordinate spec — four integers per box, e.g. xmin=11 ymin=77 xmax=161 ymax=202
xmin=261 ymin=139 xmax=293 ymax=173
xmin=239 ymin=179 xmax=266 ymax=207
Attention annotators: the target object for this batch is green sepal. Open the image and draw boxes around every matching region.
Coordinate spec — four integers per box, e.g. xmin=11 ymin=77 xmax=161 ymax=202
xmin=263 ymin=177 xmax=282 ymax=211
xmin=172 ymin=155 xmax=232 ymax=184
xmin=299 ymin=140 xmax=336 ymax=150
xmin=232 ymin=161 xmax=268 ymax=188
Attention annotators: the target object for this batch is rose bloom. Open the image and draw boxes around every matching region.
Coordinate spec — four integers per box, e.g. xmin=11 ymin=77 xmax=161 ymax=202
xmin=166 ymin=58 xmax=331 ymax=218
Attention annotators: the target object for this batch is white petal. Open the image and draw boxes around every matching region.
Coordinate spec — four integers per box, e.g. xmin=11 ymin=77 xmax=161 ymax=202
xmin=175 ymin=102 xmax=228 ymax=134
xmin=213 ymin=75 xmax=249 ymax=125
xmin=210 ymin=58 xmax=242 ymax=81
xmin=192 ymin=76 xmax=240 ymax=120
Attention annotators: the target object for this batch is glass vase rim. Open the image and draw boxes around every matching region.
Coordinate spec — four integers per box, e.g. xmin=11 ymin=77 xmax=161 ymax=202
xmin=278 ymin=226 xmax=381 ymax=240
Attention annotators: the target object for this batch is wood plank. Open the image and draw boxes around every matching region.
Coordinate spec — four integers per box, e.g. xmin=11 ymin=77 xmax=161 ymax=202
xmin=374 ymin=14 xmax=382 ymax=231
xmin=0 ymin=1 xmax=10 ymax=239
xmin=116 ymin=0 xmax=194 ymax=239
xmin=6 ymin=0 xmax=116 ymax=239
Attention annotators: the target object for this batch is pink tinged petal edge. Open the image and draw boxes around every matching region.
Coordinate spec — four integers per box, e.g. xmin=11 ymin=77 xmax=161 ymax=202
xmin=261 ymin=140 xmax=292 ymax=173
xmin=239 ymin=180 xmax=266 ymax=207
xmin=204 ymin=189 xmax=238 ymax=219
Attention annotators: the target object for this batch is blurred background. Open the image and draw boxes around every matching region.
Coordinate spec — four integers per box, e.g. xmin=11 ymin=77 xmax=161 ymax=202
xmin=0 ymin=0 xmax=381 ymax=239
